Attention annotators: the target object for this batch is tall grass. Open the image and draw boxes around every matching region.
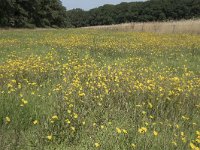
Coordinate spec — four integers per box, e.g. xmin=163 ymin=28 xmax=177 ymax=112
xmin=84 ymin=19 xmax=200 ymax=34
xmin=0 ymin=29 xmax=200 ymax=150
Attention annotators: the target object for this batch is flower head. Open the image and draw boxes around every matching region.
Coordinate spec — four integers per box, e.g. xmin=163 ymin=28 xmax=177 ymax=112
xmin=131 ymin=143 xmax=136 ymax=149
xmin=52 ymin=115 xmax=58 ymax=120
xmin=95 ymin=143 xmax=100 ymax=148
xmin=47 ymin=135 xmax=52 ymax=140
xmin=116 ymin=127 xmax=122 ymax=134
xmin=33 ymin=120 xmax=38 ymax=125
xmin=123 ymin=129 xmax=128 ymax=134
xmin=153 ymin=131 xmax=158 ymax=136
xmin=6 ymin=117 xmax=11 ymax=123
xmin=138 ymin=127 xmax=147 ymax=134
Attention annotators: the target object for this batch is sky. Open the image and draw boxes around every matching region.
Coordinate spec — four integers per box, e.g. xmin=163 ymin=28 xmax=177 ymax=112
xmin=61 ymin=0 xmax=144 ymax=11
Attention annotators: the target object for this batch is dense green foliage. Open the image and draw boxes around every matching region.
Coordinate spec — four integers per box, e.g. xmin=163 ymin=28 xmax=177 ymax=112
xmin=0 ymin=0 xmax=68 ymax=28
xmin=0 ymin=0 xmax=200 ymax=28
xmin=67 ymin=0 xmax=200 ymax=27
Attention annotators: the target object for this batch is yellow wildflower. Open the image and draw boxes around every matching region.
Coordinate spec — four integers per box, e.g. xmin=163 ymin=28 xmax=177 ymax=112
xmin=182 ymin=137 xmax=187 ymax=143
xmin=116 ymin=127 xmax=122 ymax=134
xmin=7 ymin=83 xmax=13 ymax=88
xmin=73 ymin=113 xmax=78 ymax=119
xmin=182 ymin=116 xmax=189 ymax=120
xmin=196 ymin=131 xmax=200 ymax=136
xmin=79 ymin=93 xmax=85 ymax=97
xmin=71 ymin=126 xmax=75 ymax=131
xmin=131 ymin=143 xmax=136 ymax=149
xmin=33 ymin=120 xmax=38 ymax=125
xmin=148 ymin=102 xmax=153 ymax=108
xmin=47 ymin=135 xmax=52 ymax=140
xmin=181 ymin=132 xmax=184 ymax=136
xmin=101 ymin=125 xmax=105 ymax=129
xmin=153 ymin=131 xmax=158 ymax=136
xmin=52 ymin=115 xmax=58 ymax=120
xmin=123 ymin=129 xmax=128 ymax=134
xmin=172 ymin=141 xmax=177 ymax=146
xmin=6 ymin=117 xmax=11 ymax=123
xmin=138 ymin=127 xmax=147 ymax=134
xmin=196 ymin=138 xmax=200 ymax=144
xmin=190 ymin=142 xmax=199 ymax=150
xmin=65 ymin=119 xmax=71 ymax=124
xmin=95 ymin=143 xmax=100 ymax=148
xmin=150 ymin=115 xmax=154 ymax=119
xmin=21 ymin=98 xmax=28 ymax=105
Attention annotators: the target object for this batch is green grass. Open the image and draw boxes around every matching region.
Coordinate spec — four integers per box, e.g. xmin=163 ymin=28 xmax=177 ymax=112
xmin=0 ymin=29 xmax=200 ymax=150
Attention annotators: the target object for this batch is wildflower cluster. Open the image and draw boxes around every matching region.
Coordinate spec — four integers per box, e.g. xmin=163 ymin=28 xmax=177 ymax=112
xmin=0 ymin=29 xmax=199 ymax=149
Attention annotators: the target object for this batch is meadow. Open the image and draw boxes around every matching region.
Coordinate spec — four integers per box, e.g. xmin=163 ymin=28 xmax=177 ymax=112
xmin=85 ymin=20 xmax=200 ymax=34
xmin=0 ymin=29 xmax=200 ymax=150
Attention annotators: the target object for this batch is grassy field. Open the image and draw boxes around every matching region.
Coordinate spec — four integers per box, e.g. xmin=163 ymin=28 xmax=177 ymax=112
xmin=84 ymin=19 xmax=200 ymax=34
xmin=0 ymin=29 xmax=200 ymax=150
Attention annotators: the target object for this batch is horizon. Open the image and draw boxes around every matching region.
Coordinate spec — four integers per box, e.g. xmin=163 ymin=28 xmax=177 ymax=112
xmin=61 ymin=0 xmax=145 ymax=10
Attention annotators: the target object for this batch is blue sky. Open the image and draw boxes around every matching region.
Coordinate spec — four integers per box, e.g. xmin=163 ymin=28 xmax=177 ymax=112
xmin=61 ymin=0 xmax=144 ymax=10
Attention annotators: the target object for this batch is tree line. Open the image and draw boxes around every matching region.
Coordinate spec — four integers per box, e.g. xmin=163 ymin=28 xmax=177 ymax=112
xmin=68 ymin=0 xmax=200 ymax=27
xmin=0 ymin=0 xmax=200 ymax=28
xmin=0 ymin=0 xmax=68 ymax=28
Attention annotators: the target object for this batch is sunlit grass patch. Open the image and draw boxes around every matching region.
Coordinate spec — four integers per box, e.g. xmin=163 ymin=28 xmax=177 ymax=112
xmin=0 ymin=29 xmax=199 ymax=149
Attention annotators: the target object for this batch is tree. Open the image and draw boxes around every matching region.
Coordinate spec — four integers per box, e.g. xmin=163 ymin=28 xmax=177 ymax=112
xmin=1 ymin=0 xmax=200 ymax=28
xmin=0 ymin=0 xmax=68 ymax=28
xmin=67 ymin=9 xmax=89 ymax=27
